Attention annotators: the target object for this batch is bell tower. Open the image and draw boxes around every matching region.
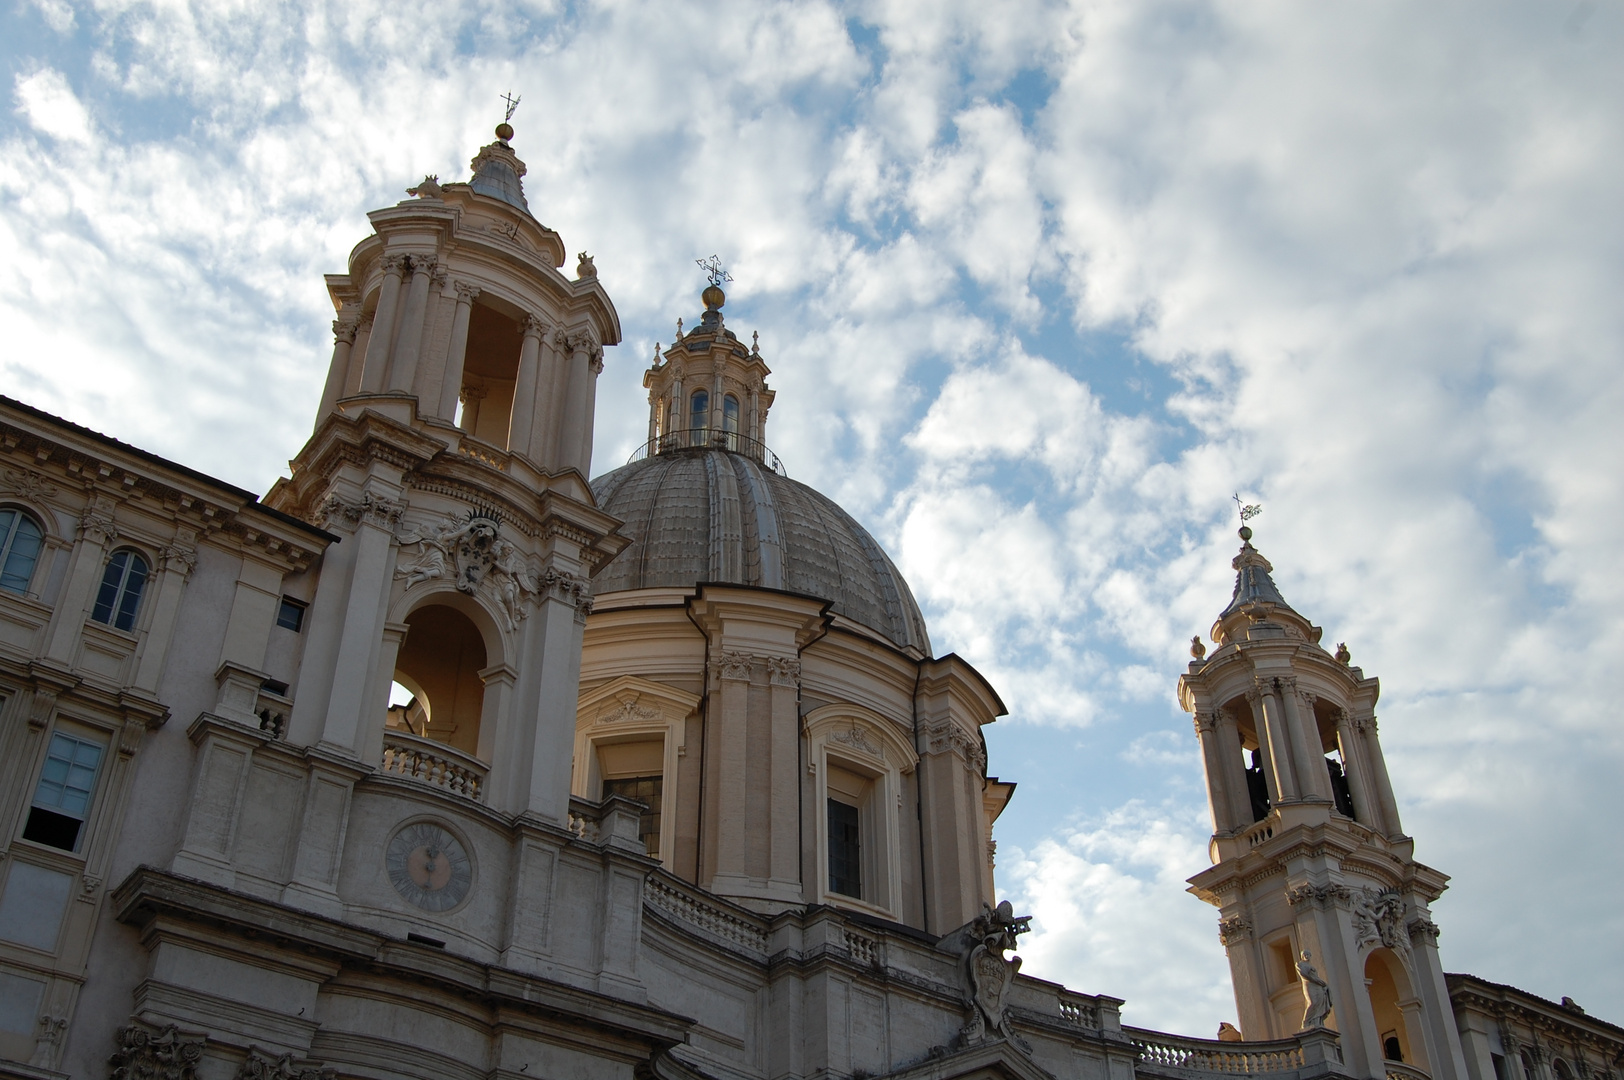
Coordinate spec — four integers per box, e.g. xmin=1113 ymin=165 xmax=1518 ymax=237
xmin=1181 ymin=524 xmax=1470 ymax=1080
xmin=261 ymin=118 xmax=629 ymax=837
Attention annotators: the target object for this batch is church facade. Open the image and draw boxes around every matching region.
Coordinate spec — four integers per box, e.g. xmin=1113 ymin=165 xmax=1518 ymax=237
xmin=0 ymin=124 xmax=1615 ymax=1080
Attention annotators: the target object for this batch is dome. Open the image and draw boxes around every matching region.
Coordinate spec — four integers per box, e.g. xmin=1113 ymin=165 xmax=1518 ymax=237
xmin=591 ymin=448 xmax=932 ymax=654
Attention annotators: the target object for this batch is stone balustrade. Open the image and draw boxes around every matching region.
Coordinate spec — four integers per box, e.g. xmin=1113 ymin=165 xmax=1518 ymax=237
xmin=380 ymin=730 xmax=487 ymax=801
xmin=1386 ymin=1063 xmax=1430 ymax=1080
xmin=643 ymin=872 xmax=770 ymax=955
xmin=1129 ymin=1027 xmax=1308 ymax=1074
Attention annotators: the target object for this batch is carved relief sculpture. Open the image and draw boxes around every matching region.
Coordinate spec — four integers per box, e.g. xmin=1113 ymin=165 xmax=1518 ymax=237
xmin=1352 ymin=887 xmax=1409 ymax=951
xmin=110 ymin=1018 xmax=207 ymax=1080
xmin=960 ymin=900 xmax=1034 ymax=1053
xmin=237 ymin=1047 xmax=338 ymax=1080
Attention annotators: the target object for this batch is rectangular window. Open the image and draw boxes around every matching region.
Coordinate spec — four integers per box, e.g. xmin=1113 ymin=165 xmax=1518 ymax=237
xmin=602 ymin=775 xmax=662 ymax=858
xmin=276 ymin=597 xmax=306 ymax=632
xmin=23 ymin=730 xmax=106 ymax=852
xmin=827 ymin=798 xmax=862 ymax=897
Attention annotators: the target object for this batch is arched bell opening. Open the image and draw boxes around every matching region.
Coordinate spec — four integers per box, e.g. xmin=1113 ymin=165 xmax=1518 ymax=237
xmin=457 ymin=297 xmax=525 ymax=447
xmin=1312 ymin=697 xmax=1358 ymax=819
xmin=1365 ymin=947 xmax=1419 ymax=1068
xmin=1223 ymin=693 xmax=1272 ymax=823
xmin=392 ymin=604 xmax=489 ymax=759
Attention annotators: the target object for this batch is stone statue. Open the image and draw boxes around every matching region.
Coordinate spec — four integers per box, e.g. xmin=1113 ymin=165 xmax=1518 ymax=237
xmin=406 ymin=175 xmax=444 ymax=199
xmin=960 ymin=900 xmax=1034 ymax=1053
xmin=1217 ymin=1022 xmax=1244 ymax=1042
xmin=1298 ymin=950 xmax=1332 ymax=1029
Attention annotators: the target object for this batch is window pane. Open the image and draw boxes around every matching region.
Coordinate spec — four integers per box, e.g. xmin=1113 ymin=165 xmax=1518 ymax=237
xmin=31 ymin=732 xmax=103 ymax=820
xmin=0 ymin=510 xmax=44 ymax=594
xmin=114 ymin=556 xmax=149 ymax=630
xmin=827 ymin=798 xmax=862 ymax=897
xmin=277 ymin=597 xmax=306 ymax=632
xmin=603 ymin=774 xmax=663 ymax=858
xmin=92 ymin=550 xmax=129 ymax=624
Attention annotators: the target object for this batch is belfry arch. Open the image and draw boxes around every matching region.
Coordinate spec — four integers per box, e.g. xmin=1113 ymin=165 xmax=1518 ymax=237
xmin=1366 ymin=947 xmax=1419 ymax=1068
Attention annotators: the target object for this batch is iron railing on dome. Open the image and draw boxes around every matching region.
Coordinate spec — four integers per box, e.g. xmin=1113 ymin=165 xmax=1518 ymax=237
xmin=625 ymin=427 xmax=787 ymax=476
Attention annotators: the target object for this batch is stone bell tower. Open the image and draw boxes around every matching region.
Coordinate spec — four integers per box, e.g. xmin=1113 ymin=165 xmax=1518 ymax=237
xmin=258 ymin=118 xmax=629 ymax=838
xmin=1180 ymin=525 xmax=1469 ymax=1080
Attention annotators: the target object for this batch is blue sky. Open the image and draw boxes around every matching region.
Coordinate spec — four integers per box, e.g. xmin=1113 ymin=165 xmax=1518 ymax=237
xmin=4 ymin=0 xmax=1622 ymax=1035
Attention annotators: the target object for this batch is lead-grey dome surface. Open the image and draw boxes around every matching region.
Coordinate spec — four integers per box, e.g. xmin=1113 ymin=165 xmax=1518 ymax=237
xmin=591 ymin=448 xmax=932 ymax=655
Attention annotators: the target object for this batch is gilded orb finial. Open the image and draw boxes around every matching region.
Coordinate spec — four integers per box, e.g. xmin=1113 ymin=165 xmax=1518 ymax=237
xmin=1232 ymin=493 xmax=1262 ymax=542
xmin=497 ymin=91 xmax=521 ymax=142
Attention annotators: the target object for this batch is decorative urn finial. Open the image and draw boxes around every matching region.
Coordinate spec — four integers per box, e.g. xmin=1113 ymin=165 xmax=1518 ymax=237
xmin=1191 ymin=635 xmax=1207 ymax=661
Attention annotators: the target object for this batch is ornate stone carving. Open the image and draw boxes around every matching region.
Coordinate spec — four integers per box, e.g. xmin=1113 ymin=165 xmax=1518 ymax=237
xmin=923 ymin=717 xmax=981 ymax=767
xmin=110 ymin=1018 xmax=206 ymax=1080
xmin=321 ymin=491 xmax=404 ymax=532
xmin=80 ymin=495 xmax=119 ymax=543
xmin=1193 ymin=711 xmax=1217 ymax=734
xmin=27 ymin=688 xmax=59 ymax=730
xmin=523 ymin=314 xmax=546 ymax=339
xmin=564 ymin=330 xmax=601 ymax=356
xmin=1286 ymin=883 xmax=1352 ymax=908
xmin=331 ymin=314 xmax=360 ymax=344
xmin=488 ymin=220 xmax=523 ymax=242
xmin=237 ymin=1047 xmax=337 ymax=1080
xmin=404 ymin=253 xmax=436 ymax=275
xmin=381 ymin=253 xmax=409 ymax=275
xmin=597 ymin=694 xmax=661 ymax=726
xmin=576 ymin=252 xmax=597 ymax=279
xmin=1190 ymin=635 xmax=1207 ymax=660
xmin=29 ymin=1014 xmax=65 ymax=1069
xmin=830 ymin=723 xmax=885 ymax=762
xmin=765 ymin=656 xmax=800 ymax=687
xmin=1352 ymin=887 xmax=1408 ymax=951
xmin=1 ymin=468 xmax=58 ymax=502
xmin=161 ymin=528 xmax=199 ymax=578
xmin=960 ymin=900 xmax=1033 ymax=1053
xmin=1218 ymin=914 xmax=1253 ymax=946
xmin=454 ymin=281 xmax=482 ymax=304
xmin=712 ymin=651 xmax=754 ymax=682
xmin=1406 ymin=916 xmax=1441 ymax=945
xmin=1297 ymin=951 xmax=1332 ymax=1030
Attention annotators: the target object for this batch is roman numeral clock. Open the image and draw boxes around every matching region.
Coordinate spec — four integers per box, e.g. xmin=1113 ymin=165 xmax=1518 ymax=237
xmin=386 ymin=821 xmax=474 ymax=912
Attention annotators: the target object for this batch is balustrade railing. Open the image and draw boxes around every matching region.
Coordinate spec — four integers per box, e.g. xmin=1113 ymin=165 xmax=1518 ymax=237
xmin=625 ymin=428 xmax=786 ymax=476
xmin=1385 ymin=1063 xmax=1430 ymax=1080
xmin=643 ymin=872 xmax=770 ymax=954
xmin=1128 ymin=1028 xmax=1307 ymax=1075
xmin=380 ymin=730 xmax=487 ymax=802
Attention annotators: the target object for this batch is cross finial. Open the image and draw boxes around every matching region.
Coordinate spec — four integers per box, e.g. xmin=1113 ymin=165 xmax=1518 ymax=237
xmin=751 ymin=330 xmax=759 ymax=354
xmin=502 ymin=92 xmax=522 ymax=123
xmin=695 ymin=255 xmax=733 ymax=287
xmin=1232 ymin=494 xmax=1262 ymax=541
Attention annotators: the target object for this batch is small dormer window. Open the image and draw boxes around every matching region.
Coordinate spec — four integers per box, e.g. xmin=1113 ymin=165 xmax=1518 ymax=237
xmin=690 ymin=390 xmax=709 ymax=444
xmin=723 ymin=394 xmax=740 ymax=450
xmin=91 ymin=549 xmax=149 ymax=631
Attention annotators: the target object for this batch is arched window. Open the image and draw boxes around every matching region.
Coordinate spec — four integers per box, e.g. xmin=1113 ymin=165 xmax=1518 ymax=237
xmin=722 ymin=394 xmax=740 ymax=450
xmin=91 ymin=549 xmax=150 ymax=631
xmin=690 ymin=389 xmax=709 ymax=445
xmin=0 ymin=507 xmax=45 ymax=595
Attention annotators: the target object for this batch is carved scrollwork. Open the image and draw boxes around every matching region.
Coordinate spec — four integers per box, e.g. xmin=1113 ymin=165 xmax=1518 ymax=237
xmin=29 ymin=1014 xmax=66 ymax=1069
xmin=1 ymin=468 xmax=59 ymax=502
xmin=80 ymin=496 xmax=119 ymax=543
xmin=1406 ymin=916 xmax=1441 ymax=945
xmin=110 ymin=1018 xmax=206 ymax=1080
xmin=381 ymin=253 xmax=409 ymax=275
xmin=236 ymin=1046 xmax=338 ymax=1080
xmin=1193 ymin=711 xmax=1218 ymax=734
xmin=522 ymin=314 xmax=547 ymax=339
xmin=922 ymin=718 xmax=984 ymax=770
xmin=331 ymin=313 xmax=360 ymax=344
xmin=711 ymin=651 xmax=754 ymax=682
xmin=765 ymin=656 xmax=800 ymax=687
xmin=1218 ymin=914 xmax=1253 ymax=946
xmin=830 ymin=723 xmax=886 ymax=763
xmin=321 ymin=491 xmax=405 ymax=532
xmin=453 ymin=281 xmax=482 ymax=305
xmin=161 ymin=528 xmax=199 ymax=578
xmin=1286 ymin=883 xmax=1352 ymax=908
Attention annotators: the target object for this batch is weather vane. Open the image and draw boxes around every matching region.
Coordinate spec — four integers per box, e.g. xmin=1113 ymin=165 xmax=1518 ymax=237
xmin=502 ymin=92 xmax=522 ymax=123
xmin=1234 ymin=493 xmax=1260 ymax=529
xmin=695 ymin=255 xmax=733 ymax=288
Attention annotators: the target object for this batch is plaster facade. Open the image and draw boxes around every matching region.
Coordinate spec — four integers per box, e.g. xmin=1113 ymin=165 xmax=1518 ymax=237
xmin=0 ymin=123 xmax=1614 ymax=1080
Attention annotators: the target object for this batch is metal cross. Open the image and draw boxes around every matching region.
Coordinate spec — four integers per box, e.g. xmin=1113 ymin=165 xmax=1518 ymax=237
xmin=502 ymin=92 xmax=522 ymax=122
xmin=695 ymin=255 xmax=733 ymax=287
xmin=1232 ymin=493 xmax=1262 ymax=524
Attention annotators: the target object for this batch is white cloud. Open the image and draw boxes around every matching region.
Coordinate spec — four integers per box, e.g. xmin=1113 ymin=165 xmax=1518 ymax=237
xmin=13 ymin=69 xmax=92 ymax=144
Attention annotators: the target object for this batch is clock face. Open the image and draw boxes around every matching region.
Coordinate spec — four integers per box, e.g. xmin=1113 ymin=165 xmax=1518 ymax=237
xmin=385 ymin=821 xmax=473 ymax=912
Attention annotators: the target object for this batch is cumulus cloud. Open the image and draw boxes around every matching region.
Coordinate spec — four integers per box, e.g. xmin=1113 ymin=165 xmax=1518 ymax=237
xmin=3 ymin=0 xmax=1622 ymax=1033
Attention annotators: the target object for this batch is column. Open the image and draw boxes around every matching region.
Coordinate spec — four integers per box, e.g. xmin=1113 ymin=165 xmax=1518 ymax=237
xmin=437 ymin=283 xmax=479 ymax=422
xmin=748 ymin=386 xmax=761 ymax=445
xmin=42 ymin=498 xmax=119 ymax=663
xmin=1359 ymin=713 xmax=1405 ymax=836
xmin=1282 ymin=680 xmax=1332 ymax=801
xmin=315 ymin=313 xmax=361 ymax=428
xmin=542 ymin=329 xmax=573 ymax=467
xmin=410 ymin=266 xmax=450 ymax=406
xmin=387 ymin=255 xmax=435 ymax=393
xmin=460 ymin=384 xmax=486 ymax=435
xmin=344 ymin=313 xmax=373 ymax=397
xmin=556 ymin=333 xmax=594 ymax=475
xmin=360 ymin=254 xmax=407 ymax=393
xmin=706 ymin=655 xmax=751 ymax=887
xmin=669 ymin=372 xmax=685 ymax=446
xmin=576 ymin=347 xmax=604 ymax=473
xmin=1213 ymin=707 xmax=1255 ymax=828
xmin=647 ymin=390 xmax=659 ymax=447
xmin=1334 ymin=706 xmax=1379 ymax=825
xmin=709 ymin=364 xmax=724 ymax=442
xmin=507 ymin=315 xmax=545 ymax=454
xmin=768 ymin=658 xmax=801 ymax=892
xmin=131 ymin=532 xmax=198 ymax=691
xmin=1194 ymin=712 xmax=1239 ymax=833
xmin=1251 ymin=684 xmax=1298 ymax=802
xmin=317 ymin=490 xmax=403 ymax=757
xmin=527 ymin=329 xmax=563 ymax=464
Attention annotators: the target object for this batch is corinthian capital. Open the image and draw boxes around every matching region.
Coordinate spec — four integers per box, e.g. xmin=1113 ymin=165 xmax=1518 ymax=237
xmin=332 ymin=312 xmax=361 ymax=343
xmin=381 ymin=253 xmax=409 ymax=275
xmin=454 ymin=281 xmax=481 ymax=304
xmin=523 ymin=314 xmax=547 ymax=338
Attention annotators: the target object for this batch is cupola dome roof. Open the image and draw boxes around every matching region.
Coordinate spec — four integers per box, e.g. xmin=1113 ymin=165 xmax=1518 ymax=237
xmin=591 ymin=449 xmax=932 ymax=654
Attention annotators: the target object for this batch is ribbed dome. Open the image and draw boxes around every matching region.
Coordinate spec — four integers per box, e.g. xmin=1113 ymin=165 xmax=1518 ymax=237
xmin=591 ymin=449 xmax=931 ymax=654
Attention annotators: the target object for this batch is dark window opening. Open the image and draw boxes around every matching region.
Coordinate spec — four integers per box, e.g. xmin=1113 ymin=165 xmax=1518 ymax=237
xmin=24 ymin=731 xmax=104 ymax=852
xmin=602 ymin=774 xmax=663 ymax=858
xmin=1246 ymin=748 xmax=1272 ymax=822
xmin=91 ymin=549 xmax=149 ymax=631
xmin=1327 ymin=755 xmax=1355 ymax=818
xmin=827 ymin=798 xmax=862 ymax=897
xmin=277 ymin=597 xmax=307 ymax=632
xmin=1384 ymin=1037 xmax=1403 ymax=1062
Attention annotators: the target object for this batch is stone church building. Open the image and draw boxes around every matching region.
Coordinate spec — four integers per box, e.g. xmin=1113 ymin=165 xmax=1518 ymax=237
xmin=0 ymin=123 xmax=1616 ymax=1080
